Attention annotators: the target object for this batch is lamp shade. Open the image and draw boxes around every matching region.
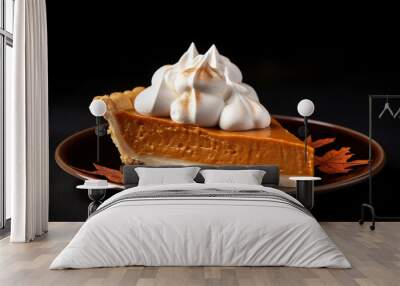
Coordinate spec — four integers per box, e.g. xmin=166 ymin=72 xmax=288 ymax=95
xmin=89 ymin=100 xmax=107 ymax=117
xmin=297 ymin=99 xmax=315 ymax=117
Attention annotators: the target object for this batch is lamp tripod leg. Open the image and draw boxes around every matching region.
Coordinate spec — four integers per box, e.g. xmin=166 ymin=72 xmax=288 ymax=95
xmin=359 ymin=205 xmax=364 ymax=225
xmin=359 ymin=203 xmax=376 ymax=231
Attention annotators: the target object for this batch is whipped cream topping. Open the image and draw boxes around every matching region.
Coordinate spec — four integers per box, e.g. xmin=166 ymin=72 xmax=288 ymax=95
xmin=134 ymin=43 xmax=271 ymax=131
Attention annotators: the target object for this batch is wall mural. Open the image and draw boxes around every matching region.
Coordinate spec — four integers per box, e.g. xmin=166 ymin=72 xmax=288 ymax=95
xmin=47 ymin=3 xmax=400 ymax=222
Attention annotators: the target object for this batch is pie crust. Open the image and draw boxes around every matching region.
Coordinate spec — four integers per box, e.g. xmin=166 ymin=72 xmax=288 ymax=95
xmin=95 ymin=87 xmax=314 ymax=186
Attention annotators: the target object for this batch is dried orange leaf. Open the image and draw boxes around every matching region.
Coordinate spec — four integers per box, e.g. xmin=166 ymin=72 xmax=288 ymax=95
xmin=74 ymin=164 xmax=123 ymax=184
xmin=315 ymin=147 xmax=368 ymax=174
xmin=307 ymin=136 xmax=336 ymax=149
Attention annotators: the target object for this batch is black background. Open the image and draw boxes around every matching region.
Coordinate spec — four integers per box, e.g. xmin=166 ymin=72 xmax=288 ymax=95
xmin=47 ymin=2 xmax=400 ymax=221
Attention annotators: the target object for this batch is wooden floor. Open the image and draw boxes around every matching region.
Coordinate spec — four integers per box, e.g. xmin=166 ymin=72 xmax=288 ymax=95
xmin=0 ymin=222 xmax=399 ymax=286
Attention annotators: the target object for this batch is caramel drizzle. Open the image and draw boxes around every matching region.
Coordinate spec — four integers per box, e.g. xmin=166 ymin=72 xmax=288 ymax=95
xmin=183 ymin=66 xmax=222 ymax=80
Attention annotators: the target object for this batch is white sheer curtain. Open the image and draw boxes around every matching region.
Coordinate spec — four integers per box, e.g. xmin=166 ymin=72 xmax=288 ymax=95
xmin=6 ymin=0 xmax=49 ymax=242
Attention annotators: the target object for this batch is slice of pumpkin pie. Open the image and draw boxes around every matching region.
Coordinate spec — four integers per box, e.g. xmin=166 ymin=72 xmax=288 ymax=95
xmin=93 ymin=44 xmax=314 ymax=186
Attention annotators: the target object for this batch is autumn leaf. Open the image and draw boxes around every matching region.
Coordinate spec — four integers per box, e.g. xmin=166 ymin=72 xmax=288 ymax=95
xmin=307 ymin=136 xmax=336 ymax=149
xmin=307 ymin=136 xmax=368 ymax=174
xmin=74 ymin=164 xmax=123 ymax=184
xmin=314 ymin=147 xmax=368 ymax=174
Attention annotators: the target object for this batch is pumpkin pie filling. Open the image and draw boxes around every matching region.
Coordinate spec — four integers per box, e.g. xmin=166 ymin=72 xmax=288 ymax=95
xmin=96 ymin=87 xmax=314 ymax=186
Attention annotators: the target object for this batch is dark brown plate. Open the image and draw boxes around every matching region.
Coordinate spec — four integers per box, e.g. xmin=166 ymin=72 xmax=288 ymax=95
xmin=55 ymin=115 xmax=385 ymax=192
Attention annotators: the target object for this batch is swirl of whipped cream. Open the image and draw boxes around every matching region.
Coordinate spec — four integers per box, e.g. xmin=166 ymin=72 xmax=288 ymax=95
xmin=134 ymin=43 xmax=199 ymax=117
xmin=219 ymin=70 xmax=271 ymax=131
xmin=134 ymin=43 xmax=271 ymax=130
